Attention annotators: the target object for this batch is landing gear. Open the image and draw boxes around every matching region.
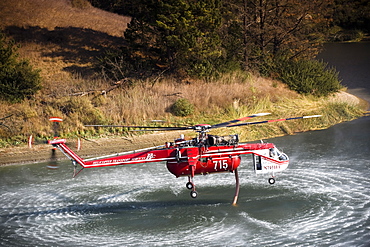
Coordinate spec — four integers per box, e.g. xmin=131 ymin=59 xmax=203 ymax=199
xmin=187 ymin=180 xmax=197 ymax=199
xmin=190 ymin=190 xmax=198 ymax=198
xmin=186 ymin=181 xmax=194 ymax=190
xmin=268 ymin=177 xmax=275 ymax=184
xmin=187 ymin=165 xmax=197 ymax=199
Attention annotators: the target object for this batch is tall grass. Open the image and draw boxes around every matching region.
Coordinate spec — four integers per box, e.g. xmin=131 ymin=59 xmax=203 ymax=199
xmin=0 ymin=72 xmax=363 ymax=147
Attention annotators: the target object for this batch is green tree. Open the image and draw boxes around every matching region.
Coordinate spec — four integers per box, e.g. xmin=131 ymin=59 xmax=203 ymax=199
xmin=99 ymin=0 xmax=342 ymax=96
xmin=0 ymin=32 xmax=42 ymax=103
xmin=332 ymin=0 xmax=370 ymax=33
xmin=123 ymin=0 xmax=223 ymax=79
xmin=223 ymin=0 xmax=333 ymax=71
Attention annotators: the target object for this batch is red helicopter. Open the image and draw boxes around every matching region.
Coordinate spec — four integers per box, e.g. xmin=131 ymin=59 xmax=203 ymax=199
xmin=48 ymin=113 xmax=321 ymax=205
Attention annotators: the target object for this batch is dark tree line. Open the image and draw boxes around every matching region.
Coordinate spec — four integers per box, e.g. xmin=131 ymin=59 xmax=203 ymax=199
xmin=91 ymin=0 xmax=365 ymax=95
xmin=332 ymin=0 xmax=370 ymax=33
xmin=96 ymin=1 xmax=333 ymax=75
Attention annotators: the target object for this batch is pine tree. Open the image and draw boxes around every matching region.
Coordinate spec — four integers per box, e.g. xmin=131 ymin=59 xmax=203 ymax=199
xmin=223 ymin=0 xmax=333 ymax=70
xmin=0 ymin=32 xmax=41 ymax=103
xmin=124 ymin=0 xmax=223 ymax=78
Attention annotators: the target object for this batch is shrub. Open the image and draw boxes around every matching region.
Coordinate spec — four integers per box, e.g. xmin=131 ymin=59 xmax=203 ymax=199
xmin=0 ymin=32 xmax=42 ymax=103
xmin=170 ymin=98 xmax=194 ymax=117
xmin=275 ymin=58 xmax=342 ymax=97
xmin=97 ymin=47 xmax=157 ymax=81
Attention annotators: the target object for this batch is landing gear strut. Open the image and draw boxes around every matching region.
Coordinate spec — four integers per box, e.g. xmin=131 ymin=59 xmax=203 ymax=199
xmin=232 ymin=168 xmax=240 ymax=206
xmin=187 ymin=165 xmax=197 ymax=198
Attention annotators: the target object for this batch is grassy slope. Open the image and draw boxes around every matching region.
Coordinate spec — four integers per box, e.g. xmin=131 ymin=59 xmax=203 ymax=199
xmin=0 ymin=0 xmax=365 ymax=152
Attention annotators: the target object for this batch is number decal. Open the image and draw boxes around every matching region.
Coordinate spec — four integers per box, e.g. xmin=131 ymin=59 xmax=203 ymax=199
xmin=222 ymin=160 xmax=228 ymax=169
xmin=213 ymin=160 xmax=228 ymax=170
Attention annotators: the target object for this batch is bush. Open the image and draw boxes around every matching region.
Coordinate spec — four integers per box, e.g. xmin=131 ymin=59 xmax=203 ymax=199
xmin=0 ymin=32 xmax=42 ymax=102
xmin=170 ymin=98 xmax=194 ymax=117
xmin=97 ymin=47 xmax=158 ymax=81
xmin=275 ymin=58 xmax=342 ymax=97
xmin=51 ymin=97 xmax=106 ymax=126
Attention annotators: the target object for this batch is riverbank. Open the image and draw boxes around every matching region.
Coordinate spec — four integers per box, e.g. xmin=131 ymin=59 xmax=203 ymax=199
xmin=0 ymin=91 xmax=364 ymax=166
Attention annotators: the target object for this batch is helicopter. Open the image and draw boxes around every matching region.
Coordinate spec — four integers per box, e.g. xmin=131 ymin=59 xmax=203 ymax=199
xmin=48 ymin=113 xmax=321 ymax=205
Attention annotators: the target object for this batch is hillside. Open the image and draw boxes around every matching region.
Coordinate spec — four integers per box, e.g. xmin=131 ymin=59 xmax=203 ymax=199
xmin=0 ymin=0 xmax=364 ymax=165
xmin=0 ymin=0 xmax=130 ymax=79
xmin=0 ymin=0 xmax=130 ymax=37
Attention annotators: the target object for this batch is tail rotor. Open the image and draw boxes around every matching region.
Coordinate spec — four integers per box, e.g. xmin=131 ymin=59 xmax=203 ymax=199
xmin=49 ymin=117 xmax=63 ymax=139
xmin=47 ymin=117 xmax=63 ymax=169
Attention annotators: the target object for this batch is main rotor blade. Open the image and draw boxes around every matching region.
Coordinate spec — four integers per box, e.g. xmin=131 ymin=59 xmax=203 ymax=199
xmin=129 ymin=127 xmax=192 ymax=131
xmin=85 ymin=113 xmax=272 ymax=132
xmin=84 ymin=125 xmax=191 ymax=131
xmin=210 ymin=113 xmax=271 ymax=129
xmin=226 ymin=115 xmax=322 ymax=127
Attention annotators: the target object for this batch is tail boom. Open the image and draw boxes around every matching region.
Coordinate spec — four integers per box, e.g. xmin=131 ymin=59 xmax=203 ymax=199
xmin=48 ymin=139 xmax=85 ymax=167
xmin=48 ymin=139 xmax=177 ymax=169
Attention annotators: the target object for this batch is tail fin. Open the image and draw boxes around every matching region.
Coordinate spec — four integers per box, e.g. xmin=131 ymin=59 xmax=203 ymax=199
xmin=48 ymin=117 xmax=86 ymax=177
xmin=49 ymin=138 xmax=86 ymax=177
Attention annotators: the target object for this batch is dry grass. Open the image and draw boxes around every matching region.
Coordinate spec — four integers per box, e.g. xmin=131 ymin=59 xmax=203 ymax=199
xmin=0 ymin=0 xmax=131 ymax=37
xmin=0 ymin=0 xmax=130 ymax=82
xmin=0 ymin=68 xmax=362 ymax=147
xmin=88 ymin=74 xmax=299 ymax=126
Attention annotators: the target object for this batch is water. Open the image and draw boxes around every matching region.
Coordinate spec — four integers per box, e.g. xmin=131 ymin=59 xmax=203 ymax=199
xmin=1 ymin=43 xmax=370 ymax=246
xmin=317 ymin=42 xmax=370 ymax=104
xmin=1 ymin=123 xmax=369 ymax=246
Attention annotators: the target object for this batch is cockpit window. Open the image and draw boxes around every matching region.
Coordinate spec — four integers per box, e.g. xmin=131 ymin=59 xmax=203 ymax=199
xmin=270 ymin=148 xmax=288 ymax=161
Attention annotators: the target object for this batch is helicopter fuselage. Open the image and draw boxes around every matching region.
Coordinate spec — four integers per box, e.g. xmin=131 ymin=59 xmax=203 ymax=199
xmin=50 ymin=138 xmax=289 ymax=178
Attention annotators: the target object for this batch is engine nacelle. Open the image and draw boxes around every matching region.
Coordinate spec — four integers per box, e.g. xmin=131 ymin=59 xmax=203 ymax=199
xmin=207 ymin=134 xmax=239 ymax=146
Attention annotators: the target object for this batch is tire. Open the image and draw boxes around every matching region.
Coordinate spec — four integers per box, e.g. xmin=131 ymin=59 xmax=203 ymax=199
xmin=190 ymin=191 xmax=197 ymax=198
xmin=186 ymin=182 xmax=193 ymax=190
xmin=268 ymin=177 xmax=275 ymax=184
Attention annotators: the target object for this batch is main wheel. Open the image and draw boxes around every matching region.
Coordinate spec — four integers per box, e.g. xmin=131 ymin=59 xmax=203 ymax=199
xmin=186 ymin=182 xmax=194 ymax=190
xmin=190 ymin=191 xmax=198 ymax=198
xmin=268 ymin=177 xmax=275 ymax=184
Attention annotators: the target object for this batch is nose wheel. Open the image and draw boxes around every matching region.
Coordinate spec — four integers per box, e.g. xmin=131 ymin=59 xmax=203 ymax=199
xmin=268 ymin=177 xmax=275 ymax=184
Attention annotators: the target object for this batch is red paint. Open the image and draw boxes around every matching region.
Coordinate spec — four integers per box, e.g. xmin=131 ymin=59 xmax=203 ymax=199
xmin=166 ymin=155 xmax=241 ymax=177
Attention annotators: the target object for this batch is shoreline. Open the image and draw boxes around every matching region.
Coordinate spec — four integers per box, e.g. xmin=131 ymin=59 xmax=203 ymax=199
xmin=0 ymin=91 xmax=365 ymax=167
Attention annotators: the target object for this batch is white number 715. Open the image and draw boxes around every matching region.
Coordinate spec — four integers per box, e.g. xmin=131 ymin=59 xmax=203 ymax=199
xmin=213 ymin=160 xmax=228 ymax=170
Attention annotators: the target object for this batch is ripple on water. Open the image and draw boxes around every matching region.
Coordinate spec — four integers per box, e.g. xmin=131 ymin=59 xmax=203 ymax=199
xmin=1 ymin=154 xmax=370 ymax=246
